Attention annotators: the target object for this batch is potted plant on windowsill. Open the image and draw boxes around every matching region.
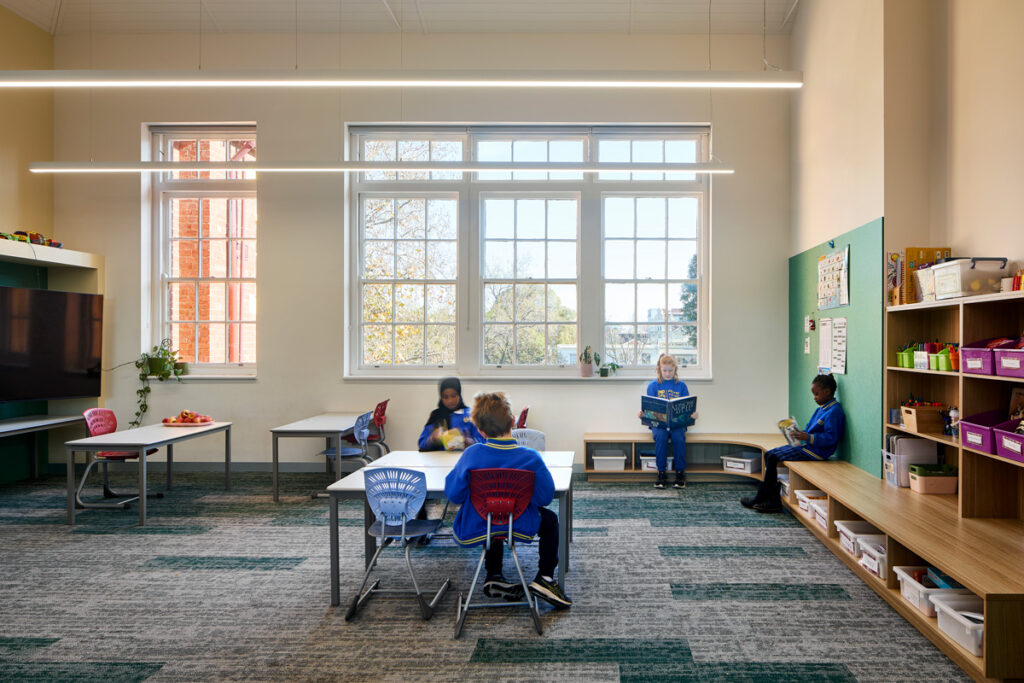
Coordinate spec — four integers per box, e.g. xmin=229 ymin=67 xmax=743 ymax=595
xmin=599 ymin=361 xmax=622 ymax=378
xmin=579 ymin=345 xmax=600 ymax=377
xmin=131 ymin=338 xmax=186 ymax=427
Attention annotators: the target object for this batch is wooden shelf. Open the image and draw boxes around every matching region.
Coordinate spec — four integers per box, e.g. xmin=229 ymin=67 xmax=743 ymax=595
xmin=885 ymin=424 xmax=959 ymax=448
xmin=0 ymin=239 xmax=102 ymax=270
xmin=886 ymin=366 xmax=960 ymax=377
xmin=960 ymin=446 xmax=1024 ymax=470
xmin=961 ymin=373 xmax=1024 ymax=384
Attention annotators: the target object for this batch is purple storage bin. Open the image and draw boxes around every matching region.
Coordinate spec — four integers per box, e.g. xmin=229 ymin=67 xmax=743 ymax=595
xmin=961 ymin=338 xmax=1013 ymax=375
xmin=994 ymin=340 xmax=1024 ymax=378
xmin=993 ymin=419 xmax=1024 ymax=464
xmin=959 ymin=410 xmax=1005 ymax=454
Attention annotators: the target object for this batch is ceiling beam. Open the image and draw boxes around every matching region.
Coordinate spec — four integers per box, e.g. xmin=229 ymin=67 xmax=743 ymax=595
xmin=378 ymin=0 xmax=402 ymax=30
xmin=49 ymin=0 xmax=65 ymax=36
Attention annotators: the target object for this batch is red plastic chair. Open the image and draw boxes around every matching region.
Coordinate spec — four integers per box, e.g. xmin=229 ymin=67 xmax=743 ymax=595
xmin=341 ymin=399 xmax=390 ymax=458
xmin=77 ymin=408 xmax=161 ymax=510
xmin=516 ymin=406 xmax=530 ymax=429
xmin=453 ymin=468 xmax=542 ymax=638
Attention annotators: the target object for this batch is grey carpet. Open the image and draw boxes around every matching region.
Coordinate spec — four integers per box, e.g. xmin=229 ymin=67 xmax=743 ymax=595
xmin=0 ymin=472 xmax=970 ymax=682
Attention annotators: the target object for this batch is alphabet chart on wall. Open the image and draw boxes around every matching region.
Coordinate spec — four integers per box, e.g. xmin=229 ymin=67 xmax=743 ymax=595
xmin=817 ymin=245 xmax=850 ymax=310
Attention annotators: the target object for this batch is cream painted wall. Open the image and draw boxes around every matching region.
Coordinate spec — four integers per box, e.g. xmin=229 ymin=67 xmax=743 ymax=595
xmin=791 ymin=0 xmax=884 ymax=254
xmin=940 ymin=0 xmax=1024 ymax=255
xmin=51 ymin=32 xmax=792 ymax=465
xmin=0 ymin=7 xmax=52 ymax=234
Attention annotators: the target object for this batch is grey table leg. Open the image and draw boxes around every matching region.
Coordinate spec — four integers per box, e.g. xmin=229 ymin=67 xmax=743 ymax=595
xmin=166 ymin=444 xmax=174 ymax=490
xmin=224 ymin=426 xmax=231 ymax=490
xmin=138 ymin=447 xmax=147 ymax=526
xmin=334 ymin=435 xmax=341 ymax=482
xmin=364 ymin=498 xmax=375 ymax=570
xmin=272 ymin=434 xmax=280 ymax=502
xmin=330 ymin=493 xmax=340 ymax=606
xmin=30 ymin=434 xmax=39 ymax=479
xmin=66 ymin=447 xmax=75 ymax=525
xmin=558 ymin=491 xmax=568 ymax=586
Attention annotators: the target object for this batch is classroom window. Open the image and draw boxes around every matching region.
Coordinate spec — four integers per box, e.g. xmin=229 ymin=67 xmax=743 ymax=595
xmin=350 ymin=126 xmax=711 ymax=378
xmin=150 ymin=127 xmax=257 ymax=375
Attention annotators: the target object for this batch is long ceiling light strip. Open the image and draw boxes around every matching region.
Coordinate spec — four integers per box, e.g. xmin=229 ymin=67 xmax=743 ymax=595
xmin=30 ymin=161 xmax=735 ymax=175
xmin=0 ymin=69 xmax=801 ymax=89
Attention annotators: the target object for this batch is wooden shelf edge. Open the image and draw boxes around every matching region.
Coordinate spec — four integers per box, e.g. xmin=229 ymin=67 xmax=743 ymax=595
xmin=585 ymin=465 xmax=762 ymax=481
xmin=782 ymin=499 xmax=991 ymax=681
xmin=960 ymin=447 xmax=1024 ymax=470
xmin=961 ymin=373 xmax=1024 ymax=384
xmin=887 ymin=366 xmax=960 ymax=377
xmin=885 ymin=424 xmax=959 ymax=448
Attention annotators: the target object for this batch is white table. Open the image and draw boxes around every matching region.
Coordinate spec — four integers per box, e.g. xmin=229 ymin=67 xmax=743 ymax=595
xmin=0 ymin=414 xmax=85 ymax=479
xmin=269 ymin=413 xmax=364 ymax=502
xmin=327 ymin=450 xmax=574 ymax=607
xmin=64 ymin=421 xmax=232 ymax=526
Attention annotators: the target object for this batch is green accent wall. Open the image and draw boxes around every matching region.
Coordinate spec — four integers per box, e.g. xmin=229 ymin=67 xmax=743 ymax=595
xmin=788 ymin=218 xmax=884 ymax=476
xmin=0 ymin=263 xmax=48 ymax=485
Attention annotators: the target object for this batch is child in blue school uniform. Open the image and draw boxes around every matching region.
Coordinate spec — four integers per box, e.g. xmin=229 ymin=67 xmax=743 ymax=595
xmin=444 ymin=392 xmax=572 ymax=609
xmin=417 ymin=377 xmax=483 ymax=451
xmin=638 ymin=354 xmax=694 ymax=489
xmin=740 ymin=373 xmax=846 ymax=513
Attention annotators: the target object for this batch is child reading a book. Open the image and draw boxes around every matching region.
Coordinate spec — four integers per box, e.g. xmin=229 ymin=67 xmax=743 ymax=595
xmin=444 ymin=392 xmax=572 ymax=609
xmin=637 ymin=354 xmax=693 ymax=489
xmin=740 ymin=373 xmax=846 ymax=513
xmin=418 ymin=377 xmax=483 ymax=451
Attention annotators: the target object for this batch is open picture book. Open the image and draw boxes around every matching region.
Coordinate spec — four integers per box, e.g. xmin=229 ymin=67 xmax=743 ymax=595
xmin=641 ymin=395 xmax=697 ymax=429
xmin=777 ymin=417 xmax=807 ymax=447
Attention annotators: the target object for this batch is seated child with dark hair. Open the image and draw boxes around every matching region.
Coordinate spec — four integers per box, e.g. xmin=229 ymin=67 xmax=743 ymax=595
xmin=418 ymin=377 xmax=483 ymax=451
xmin=740 ymin=373 xmax=845 ymax=513
xmin=443 ymin=391 xmax=572 ymax=609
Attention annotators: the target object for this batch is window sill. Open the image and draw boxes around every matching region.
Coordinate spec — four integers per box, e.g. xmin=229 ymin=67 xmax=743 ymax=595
xmin=343 ymin=372 xmax=712 ymax=382
xmin=180 ymin=374 xmax=257 ymax=382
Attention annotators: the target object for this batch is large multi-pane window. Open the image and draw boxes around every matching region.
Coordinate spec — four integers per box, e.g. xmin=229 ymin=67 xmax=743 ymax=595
xmin=350 ymin=126 xmax=711 ymax=378
xmin=151 ymin=127 xmax=257 ymax=374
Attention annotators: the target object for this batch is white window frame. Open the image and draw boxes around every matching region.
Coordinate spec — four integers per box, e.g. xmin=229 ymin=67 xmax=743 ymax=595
xmin=347 ymin=125 xmax=712 ymax=380
xmin=148 ymin=126 xmax=258 ymax=377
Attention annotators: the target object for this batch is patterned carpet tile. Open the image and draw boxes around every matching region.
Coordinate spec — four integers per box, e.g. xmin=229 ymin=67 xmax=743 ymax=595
xmin=143 ymin=556 xmax=308 ymax=571
xmin=670 ymin=583 xmax=851 ymax=601
xmin=659 ymin=545 xmax=809 ymax=558
xmin=0 ymin=661 xmax=164 ymax=683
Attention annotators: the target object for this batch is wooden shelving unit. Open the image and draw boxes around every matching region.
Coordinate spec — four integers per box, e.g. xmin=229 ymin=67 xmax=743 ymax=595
xmin=885 ymin=290 xmax=1024 ymax=519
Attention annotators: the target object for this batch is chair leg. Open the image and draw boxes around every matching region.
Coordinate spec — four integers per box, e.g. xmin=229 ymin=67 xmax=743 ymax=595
xmin=99 ymin=461 xmax=163 ymax=500
xmin=76 ymin=459 xmax=138 ymax=510
xmin=345 ymin=541 xmax=387 ymax=621
xmin=509 ymin=540 xmax=543 ymax=635
xmin=454 ymin=546 xmax=488 ymax=639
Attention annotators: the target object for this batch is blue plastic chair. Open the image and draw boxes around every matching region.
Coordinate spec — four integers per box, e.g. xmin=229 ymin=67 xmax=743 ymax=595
xmin=345 ymin=467 xmax=451 ymax=621
xmin=323 ymin=411 xmax=375 ymax=476
xmin=453 ymin=468 xmax=542 ymax=638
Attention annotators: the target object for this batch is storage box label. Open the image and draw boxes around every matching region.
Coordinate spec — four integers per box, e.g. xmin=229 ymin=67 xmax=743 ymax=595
xmin=860 ymin=553 xmax=880 ymax=576
xmin=1002 ymin=436 xmax=1022 ymax=454
xmin=966 ymin=358 xmax=983 ymax=369
xmin=724 ymin=460 xmax=743 ymax=471
xmin=840 ymin=534 xmax=855 ymax=554
xmin=966 ymin=432 xmax=983 ymax=445
xmin=1001 ymin=357 xmax=1021 ymax=370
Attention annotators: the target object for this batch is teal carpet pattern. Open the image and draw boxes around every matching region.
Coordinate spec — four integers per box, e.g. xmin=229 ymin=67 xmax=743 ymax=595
xmin=0 ymin=473 xmax=969 ymax=682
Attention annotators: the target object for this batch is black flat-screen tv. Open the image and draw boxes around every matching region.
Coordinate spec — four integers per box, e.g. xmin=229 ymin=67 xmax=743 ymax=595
xmin=0 ymin=286 xmax=103 ymax=402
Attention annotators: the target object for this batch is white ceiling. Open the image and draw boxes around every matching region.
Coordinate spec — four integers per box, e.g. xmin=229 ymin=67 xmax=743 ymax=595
xmin=1 ymin=0 xmax=798 ymax=36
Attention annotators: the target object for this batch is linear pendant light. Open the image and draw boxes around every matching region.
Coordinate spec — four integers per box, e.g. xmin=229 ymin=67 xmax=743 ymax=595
xmin=29 ymin=161 xmax=735 ymax=175
xmin=0 ymin=69 xmax=801 ymax=90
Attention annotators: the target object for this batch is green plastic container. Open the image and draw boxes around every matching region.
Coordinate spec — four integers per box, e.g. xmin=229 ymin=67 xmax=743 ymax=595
xmin=908 ymin=464 xmax=958 ymax=477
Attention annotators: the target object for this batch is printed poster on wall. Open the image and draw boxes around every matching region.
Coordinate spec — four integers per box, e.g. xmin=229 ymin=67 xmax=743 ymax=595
xmin=817 ymin=245 xmax=850 ymax=310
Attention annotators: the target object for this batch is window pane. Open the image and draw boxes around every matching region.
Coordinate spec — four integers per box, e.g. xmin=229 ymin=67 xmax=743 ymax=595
xmin=668 ymin=241 xmax=697 ymax=278
xmin=515 ymin=284 xmax=544 ymax=322
xmin=240 ymin=283 xmax=257 ymax=321
xmin=363 ymin=324 xmax=392 ymax=364
xmin=484 ymin=241 xmax=514 ymax=278
xmin=484 ymin=199 xmax=514 ymax=239
xmin=483 ymin=324 xmax=514 ymax=364
xmin=364 ymin=199 xmax=395 ymax=239
xmin=397 ymin=199 xmax=426 ymax=239
xmin=668 ymin=197 xmax=698 ymax=238
xmin=604 ymin=240 xmax=634 ymax=279
xmin=426 ymin=325 xmax=456 ymax=364
xmin=427 ymin=199 xmax=457 ymax=239
xmin=636 ymin=241 xmax=666 ymax=280
xmin=478 ymin=140 xmax=511 ymax=181
xmin=197 ymin=323 xmax=226 ymax=364
xmin=604 ymin=197 xmax=634 ymax=238
xmin=203 ymin=198 xmax=227 ymax=238
xmin=637 ymin=324 xmax=666 ymax=360
xmin=637 ymin=283 xmax=666 ymax=322
xmin=632 ymin=139 xmax=664 ymax=181
xmin=665 ymin=139 xmax=697 ymax=181
xmin=636 ymin=197 xmax=666 ymax=238
xmin=238 ymin=198 xmax=257 ymax=238
xmin=168 ymin=283 xmax=196 ymax=321
xmin=669 ymin=323 xmax=697 ymax=360
xmin=547 ymin=200 xmax=576 ymax=239
xmin=547 ymin=242 xmax=576 ymax=279
xmin=513 ymin=140 xmax=546 ymax=181
xmin=170 ymin=240 xmax=199 ymax=278
xmin=171 ymin=140 xmax=198 ymax=179
xmin=395 ymin=325 xmax=424 ymax=364
xmin=515 ymin=324 xmax=545 ymax=363
xmin=238 ymin=323 xmax=257 ymax=363
xmin=516 ymin=199 xmax=545 ymax=239
xmin=170 ymin=322 xmax=196 ymax=363
xmin=198 ymin=283 xmax=226 ymax=322
xmin=484 ymin=283 xmax=514 ymax=322
xmin=673 ymin=282 xmax=698 ymax=322
xmin=238 ymin=240 xmax=257 ymax=278
xmin=398 ymin=140 xmax=429 ymax=180
xmin=363 ymin=284 xmax=393 ymax=323
xmin=364 ymin=139 xmax=397 ymax=180
xmin=516 ymin=241 xmax=544 ymax=279
xmin=598 ymin=139 xmax=629 ymax=180
xmin=547 ymin=284 xmax=577 ymax=321
xmin=395 ymin=284 xmax=424 ymax=322
xmin=170 ymin=199 xmax=199 ymax=238
xmin=201 ymin=239 xmax=226 ymax=278
xmin=604 ymin=325 xmax=636 ymax=365
xmin=549 ymin=140 xmax=583 ymax=180
xmin=605 ymin=283 xmax=635 ymax=322
xmin=426 ymin=240 xmax=456 ymax=280
xmin=396 ymin=241 xmax=426 ymax=279
xmin=548 ymin=324 xmax=577 ymax=364
xmin=426 ymin=284 xmax=455 ymax=323
xmin=364 ymin=241 xmax=395 ymax=279
xmin=430 ymin=140 xmax=462 ymax=180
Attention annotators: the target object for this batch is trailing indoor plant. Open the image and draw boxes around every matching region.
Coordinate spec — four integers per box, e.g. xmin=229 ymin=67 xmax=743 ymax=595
xmin=131 ymin=338 xmax=186 ymax=427
xmin=578 ymin=345 xmax=601 ymax=377
xmin=599 ymin=360 xmax=622 ymax=377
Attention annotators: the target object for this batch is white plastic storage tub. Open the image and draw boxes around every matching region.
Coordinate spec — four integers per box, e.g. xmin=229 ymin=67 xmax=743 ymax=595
xmin=893 ymin=566 xmax=972 ymax=617
xmin=931 ymin=593 xmax=985 ymax=657
xmin=932 ymin=257 xmax=1011 ymax=300
xmin=856 ymin=535 xmax=888 ymax=577
xmin=808 ymin=500 xmax=829 ymax=531
xmin=639 ymin=455 xmax=672 ymax=472
xmin=795 ymin=490 xmax=827 ymax=515
xmin=883 ymin=445 xmax=938 ymax=488
xmin=834 ymin=520 xmax=881 ymax=557
xmin=592 ymin=452 xmax=627 ymax=471
xmin=720 ymin=453 xmax=761 ymax=474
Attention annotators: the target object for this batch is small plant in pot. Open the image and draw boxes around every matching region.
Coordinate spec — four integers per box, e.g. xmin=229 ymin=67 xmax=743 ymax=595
xmin=131 ymin=338 xmax=186 ymax=427
xmin=599 ymin=361 xmax=622 ymax=377
xmin=579 ymin=345 xmax=600 ymax=377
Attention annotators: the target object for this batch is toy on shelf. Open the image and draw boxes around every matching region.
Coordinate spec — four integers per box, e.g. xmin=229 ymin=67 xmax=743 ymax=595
xmin=0 ymin=230 xmax=63 ymax=248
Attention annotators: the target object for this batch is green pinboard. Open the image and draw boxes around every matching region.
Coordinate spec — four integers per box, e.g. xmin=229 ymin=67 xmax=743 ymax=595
xmin=788 ymin=218 xmax=884 ymax=477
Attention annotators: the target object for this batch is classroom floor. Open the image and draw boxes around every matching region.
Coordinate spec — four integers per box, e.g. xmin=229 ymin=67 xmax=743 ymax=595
xmin=0 ymin=472 xmax=969 ymax=682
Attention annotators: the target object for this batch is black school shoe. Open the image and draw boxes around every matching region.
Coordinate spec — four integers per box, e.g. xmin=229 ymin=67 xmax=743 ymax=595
xmin=654 ymin=472 xmax=667 ymax=489
xmin=483 ymin=574 xmax=525 ymax=600
xmin=673 ymin=471 xmax=687 ymax=489
xmin=753 ymin=500 xmax=784 ymax=513
xmin=740 ymin=495 xmax=758 ymax=509
xmin=529 ymin=576 xmax=573 ymax=609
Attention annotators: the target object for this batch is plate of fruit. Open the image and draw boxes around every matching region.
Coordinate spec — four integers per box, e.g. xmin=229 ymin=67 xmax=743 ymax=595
xmin=162 ymin=409 xmax=214 ymax=426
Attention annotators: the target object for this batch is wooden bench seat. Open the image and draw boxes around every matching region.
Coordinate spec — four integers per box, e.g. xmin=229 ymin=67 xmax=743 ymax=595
xmin=786 ymin=460 xmax=1024 ymax=682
